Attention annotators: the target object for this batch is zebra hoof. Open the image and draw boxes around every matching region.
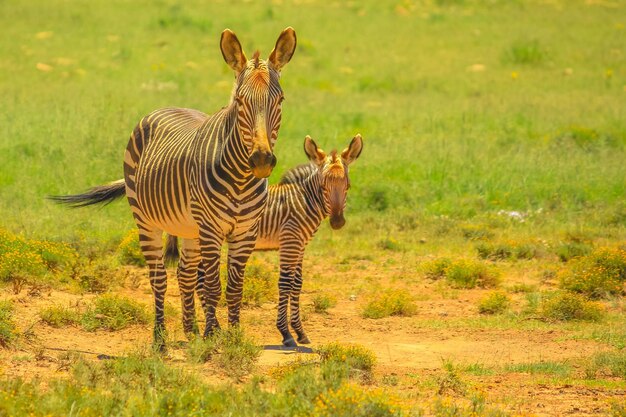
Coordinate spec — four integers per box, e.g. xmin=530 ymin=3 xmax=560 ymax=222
xmin=297 ymin=335 xmax=311 ymax=344
xmin=282 ymin=337 xmax=297 ymax=348
xmin=203 ymin=323 xmax=221 ymax=339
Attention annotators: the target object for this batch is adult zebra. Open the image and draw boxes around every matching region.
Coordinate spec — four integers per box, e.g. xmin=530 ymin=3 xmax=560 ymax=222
xmin=50 ymin=28 xmax=297 ymax=350
xmin=167 ymin=134 xmax=363 ymax=347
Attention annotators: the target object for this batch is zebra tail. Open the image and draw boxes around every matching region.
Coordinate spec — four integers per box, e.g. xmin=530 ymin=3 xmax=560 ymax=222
xmin=48 ymin=179 xmax=126 ymax=208
xmin=164 ymin=235 xmax=180 ymax=266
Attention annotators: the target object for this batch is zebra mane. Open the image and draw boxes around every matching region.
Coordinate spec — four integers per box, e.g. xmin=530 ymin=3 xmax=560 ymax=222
xmin=278 ymin=163 xmax=317 ymax=185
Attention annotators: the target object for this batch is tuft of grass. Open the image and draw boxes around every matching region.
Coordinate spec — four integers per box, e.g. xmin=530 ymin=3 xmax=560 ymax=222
xmin=318 ymin=342 xmax=376 ymax=379
xmin=460 ymin=223 xmax=495 ymax=241
xmin=584 ymin=351 xmax=626 ymax=379
xmin=559 ymin=247 xmax=626 ymax=299
xmin=117 ymin=229 xmax=145 ymax=267
xmin=81 ymin=294 xmax=148 ymax=331
xmin=39 ymin=305 xmax=81 ymax=327
xmin=377 ymin=237 xmax=403 ymax=251
xmin=313 ymin=293 xmax=337 ymax=314
xmin=436 ymin=360 xmax=466 ymax=396
xmin=503 ymin=38 xmax=546 ymax=65
xmin=361 ymin=288 xmax=417 ymax=319
xmin=505 ymin=361 xmax=571 ymax=377
xmin=187 ymin=327 xmax=261 ymax=379
xmin=555 ymin=241 xmax=592 ymax=262
xmin=464 ymin=363 xmax=495 ymax=376
xmin=540 ymin=292 xmax=605 ymax=322
xmin=0 ymin=301 xmax=18 ymax=348
xmin=477 ymin=291 xmax=510 ymax=315
xmin=476 ymin=239 xmax=542 ymax=261
xmin=72 ymin=257 xmax=126 ymax=294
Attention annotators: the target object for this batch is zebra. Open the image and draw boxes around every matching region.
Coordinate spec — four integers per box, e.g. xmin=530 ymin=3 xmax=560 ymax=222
xmin=167 ymin=134 xmax=363 ymax=347
xmin=49 ymin=28 xmax=297 ymax=350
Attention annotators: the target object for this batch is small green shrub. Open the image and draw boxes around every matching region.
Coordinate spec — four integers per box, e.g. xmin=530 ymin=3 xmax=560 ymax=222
xmin=40 ymin=305 xmax=81 ymax=327
xmin=540 ymin=292 xmax=605 ymax=322
xmin=477 ymin=291 xmax=510 ymax=315
xmin=0 ymin=301 xmax=17 ymax=348
xmin=559 ymin=247 xmax=626 ymax=299
xmin=81 ymin=294 xmax=148 ymax=331
xmin=117 ymin=229 xmax=145 ymax=267
xmin=365 ymin=188 xmax=389 ymax=212
xmin=361 ymin=288 xmax=417 ymax=319
xmin=188 ymin=327 xmax=261 ymax=379
xmin=313 ymin=294 xmax=337 ymax=314
xmin=444 ymin=259 xmax=501 ymax=289
xmin=422 ymin=258 xmax=452 ymax=280
xmin=318 ymin=342 xmax=376 ymax=378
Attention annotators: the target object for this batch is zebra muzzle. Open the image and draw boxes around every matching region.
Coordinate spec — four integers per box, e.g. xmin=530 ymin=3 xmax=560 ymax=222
xmin=249 ymin=150 xmax=277 ymax=178
xmin=329 ymin=214 xmax=346 ymax=230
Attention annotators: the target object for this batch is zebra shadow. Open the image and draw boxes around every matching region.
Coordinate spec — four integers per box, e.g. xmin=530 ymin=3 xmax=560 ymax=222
xmin=263 ymin=345 xmax=315 ymax=354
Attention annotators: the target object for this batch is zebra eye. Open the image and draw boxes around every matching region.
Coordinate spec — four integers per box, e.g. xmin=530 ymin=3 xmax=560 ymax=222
xmin=235 ymin=96 xmax=244 ymax=106
xmin=279 ymin=95 xmax=285 ymax=104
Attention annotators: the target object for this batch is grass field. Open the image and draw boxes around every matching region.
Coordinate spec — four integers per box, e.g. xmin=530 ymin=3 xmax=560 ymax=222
xmin=1 ymin=0 xmax=625 ymax=415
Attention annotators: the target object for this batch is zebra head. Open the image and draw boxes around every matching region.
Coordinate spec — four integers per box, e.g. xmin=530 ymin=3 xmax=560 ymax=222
xmin=220 ymin=27 xmax=297 ymax=179
xmin=304 ymin=134 xmax=363 ymax=230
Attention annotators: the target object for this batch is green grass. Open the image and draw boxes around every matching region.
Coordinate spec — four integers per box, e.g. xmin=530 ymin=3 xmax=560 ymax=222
xmin=504 ymin=361 xmax=572 ymax=378
xmin=0 ymin=301 xmax=17 ymax=348
xmin=187 ymin=327 xmax=262 ymax=379
xmin=313 ymin=293 xmax=338 ymax=314
xmin=81 ymin=294 xmax=149 ymax=331
xmin=0 ymin=1 xmax=625 ymax=243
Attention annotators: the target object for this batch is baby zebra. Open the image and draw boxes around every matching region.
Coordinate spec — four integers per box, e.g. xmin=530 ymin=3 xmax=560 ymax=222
xmin=167 ymin=134 xmax=363 ymax=347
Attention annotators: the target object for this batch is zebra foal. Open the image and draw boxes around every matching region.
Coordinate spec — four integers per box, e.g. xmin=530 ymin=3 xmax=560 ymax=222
xmin=168 ymin=134 xmax=363 ymax=346
xmin=50 ymin=28 xmax=297 ymax=350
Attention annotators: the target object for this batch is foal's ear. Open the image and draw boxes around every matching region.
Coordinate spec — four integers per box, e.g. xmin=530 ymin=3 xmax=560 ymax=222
xmin=341 ymin=134 xmax=363 ymax=165
xmin=269 ymin=27 xmax=297 ymax=71
xmin=221 ymin=29 xmax=247 ymax=74
xmin=304 ymin=135 xmax=326 ymax=165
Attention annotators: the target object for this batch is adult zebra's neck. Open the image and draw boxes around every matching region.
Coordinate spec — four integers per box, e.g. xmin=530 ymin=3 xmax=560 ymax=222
xmin=214 ymin=102 xmax=262 ymax=186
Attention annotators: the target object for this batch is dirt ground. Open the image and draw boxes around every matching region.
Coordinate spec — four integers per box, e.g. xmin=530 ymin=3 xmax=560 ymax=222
xmin=1 ymin=262 xmax=624 ymax=417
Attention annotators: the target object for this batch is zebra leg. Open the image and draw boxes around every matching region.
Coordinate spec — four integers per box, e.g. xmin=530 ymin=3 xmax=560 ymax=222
xmin=277 ymin=241 xmax=298 ymax=347
xmin=177 ymin=238 xmax=201 ymax=337
xmin=225 ymin=236 xmax=256 ymax=327
xmin=277 ymin=265 xmax=296 ymax=347
xmin=198 ymin=233 xmax=223 ymax=338
xmin=138 ymin=227 xmax=168 ymax=352
xmin=290 ymin=258 xmax=310 ymax=344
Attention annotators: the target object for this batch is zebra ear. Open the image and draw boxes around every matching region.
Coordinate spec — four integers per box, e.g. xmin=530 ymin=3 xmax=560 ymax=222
xmin=304 ymin=135 xmax=326 ymax=165
xmin=341 ymin=134 xmax=363 ymax=165
xmin=269 ymin=27 xmax=297 ymax=71
xmin=221 ymin=29 xmax=247 ymax=74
